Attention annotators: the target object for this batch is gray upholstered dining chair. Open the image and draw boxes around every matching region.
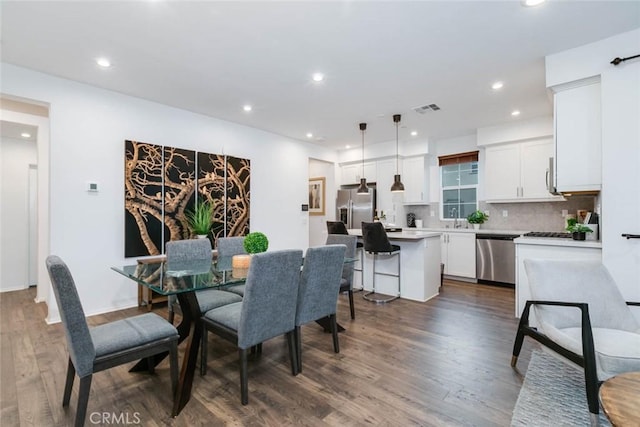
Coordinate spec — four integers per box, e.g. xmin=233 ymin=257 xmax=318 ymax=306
xmin=294 ymin=244 xmax=346 ymax=374
xmin=46 ymin=255 xmax=179 ymax=427
xmin=166 ymin=239 xmax=241 ymax=323
xmin=326 ymin=234 xmax=358 ymax=319
xmin=199 ymin=249 xmax=303 ymax=404
xmin=327 ymin=220 xmax=364 ymax=291
xmin=216 ymin=236 xmax=247 ymax=297
xmin=511 ymin=259 xmax=640 ymax=423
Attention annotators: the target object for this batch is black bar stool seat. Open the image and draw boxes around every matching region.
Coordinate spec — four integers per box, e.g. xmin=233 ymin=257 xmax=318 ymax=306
xmin=360 ymin=222 xmax=400 ymax=304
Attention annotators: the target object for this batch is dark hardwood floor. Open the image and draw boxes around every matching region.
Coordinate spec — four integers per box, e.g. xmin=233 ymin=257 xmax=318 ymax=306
xmin=1 ymin=280 xmax=537 ymax=426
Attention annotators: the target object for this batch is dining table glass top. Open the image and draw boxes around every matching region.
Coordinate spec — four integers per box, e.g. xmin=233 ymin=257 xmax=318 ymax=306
xmin=111 ymin=256 xmax=244 ymax=295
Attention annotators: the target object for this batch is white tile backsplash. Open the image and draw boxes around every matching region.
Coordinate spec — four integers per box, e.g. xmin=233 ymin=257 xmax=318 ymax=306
xmin=406 ymin=195 xmax=597 ymax=232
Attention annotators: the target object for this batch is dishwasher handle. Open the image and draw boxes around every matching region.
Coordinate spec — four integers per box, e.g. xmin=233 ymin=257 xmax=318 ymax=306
xmin=475 ymin=234 xmax=520 ymax=241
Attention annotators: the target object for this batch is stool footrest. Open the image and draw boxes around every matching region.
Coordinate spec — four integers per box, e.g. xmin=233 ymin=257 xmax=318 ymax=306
xmin=363 ymin=291 xmax=399 ymax=304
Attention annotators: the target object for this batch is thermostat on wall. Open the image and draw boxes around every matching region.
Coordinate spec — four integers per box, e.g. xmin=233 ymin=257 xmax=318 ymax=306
xmin=87 ymin=182 xmax=99 ymax=192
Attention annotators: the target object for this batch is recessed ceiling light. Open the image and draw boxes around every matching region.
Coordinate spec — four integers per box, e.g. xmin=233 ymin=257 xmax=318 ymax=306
xmin=96 ymin=57 xmax=111 ymax=68
xmin=21 ymin=132 xmax=31 ymax=138
xmin=345 ymin=145 xmax=351 ymax=149
xmin=521 ymin=0 xmax=545 ymax=7
xmin=306 ymin=132 xmax=313 ymax=138
xmin=410 ymin=131 xmax=418 ymax=136
xmin=243 ymin=105 xmax=252 ymax=112
xmin=511 ymin=110 xmax=521 ymax=116
xmin=492 ymin=81 xmax=504 ymax=90
xmin=312 ymin=73 xmax=324 ymax=82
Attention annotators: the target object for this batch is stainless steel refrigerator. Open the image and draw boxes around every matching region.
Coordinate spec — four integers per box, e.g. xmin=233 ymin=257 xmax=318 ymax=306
xmin=336 ymin=188 xmax=376 ymax=229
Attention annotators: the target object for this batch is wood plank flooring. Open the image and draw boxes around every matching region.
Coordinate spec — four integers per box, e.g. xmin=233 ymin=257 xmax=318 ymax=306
xmin=0 ymin=280 xmax=537 ymax=426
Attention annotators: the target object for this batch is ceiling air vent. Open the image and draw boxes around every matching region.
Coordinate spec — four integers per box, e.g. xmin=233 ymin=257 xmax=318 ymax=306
xmin=413 ymin=103 xmax=441 ymax=114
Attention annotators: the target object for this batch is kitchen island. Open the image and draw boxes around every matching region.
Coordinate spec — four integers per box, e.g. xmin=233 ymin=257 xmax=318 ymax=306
xmin=348 ymin=229 xmax=442 ymax=302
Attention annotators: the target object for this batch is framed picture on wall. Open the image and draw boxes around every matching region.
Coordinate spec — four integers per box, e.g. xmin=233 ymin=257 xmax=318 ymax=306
xmin=308 ymin=177 xmax=325 ymax=216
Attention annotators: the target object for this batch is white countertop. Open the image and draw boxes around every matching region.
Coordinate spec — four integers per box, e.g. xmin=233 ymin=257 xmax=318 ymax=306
xmin=514 ymin=236 xmax=602 ymax=248
xmin=409 ymin=227 xmax=529 ymax=235
xmin=347 ymin=229 xmax=441 ymax=240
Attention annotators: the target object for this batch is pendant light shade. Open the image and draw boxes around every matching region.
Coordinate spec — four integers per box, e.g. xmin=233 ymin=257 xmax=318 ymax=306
xmin=390 ymin=114 xmax=405 ymax=193
xmin=356 ymin=122 xmax=369 ymax=194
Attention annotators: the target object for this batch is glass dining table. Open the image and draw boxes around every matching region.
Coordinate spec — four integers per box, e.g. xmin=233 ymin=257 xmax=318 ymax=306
xmin=112 ymin=254 xmax=355 ymax=417
xmin=112 ymin=256 xmax=245 ymax=417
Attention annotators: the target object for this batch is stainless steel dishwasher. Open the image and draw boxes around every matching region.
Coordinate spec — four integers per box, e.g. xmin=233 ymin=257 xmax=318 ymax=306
xmin=476 ymin=234 xmax=519 ymax=285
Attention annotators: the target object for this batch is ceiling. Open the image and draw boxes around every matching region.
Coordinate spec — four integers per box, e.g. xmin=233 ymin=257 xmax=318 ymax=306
xmin=1 ymin=120 xmax=37 ymax=143
xmin=1 ymin=1 xmax=639 ymax=150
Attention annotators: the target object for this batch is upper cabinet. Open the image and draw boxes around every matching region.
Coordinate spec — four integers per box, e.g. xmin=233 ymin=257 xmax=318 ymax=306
xmin=485 ymin=139 xmax=562 ymax=203
xmin=402 ymin=156 xmax=429 ymax=204
xmin=341 ymin=162 xmax=377 ymax=185
xmin=553 ymin=80 xmax=602 ymax=193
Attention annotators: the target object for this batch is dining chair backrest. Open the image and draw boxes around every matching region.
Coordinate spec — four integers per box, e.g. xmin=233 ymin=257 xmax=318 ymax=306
xmin=361 ymin=221 xmax=393 ymax=252
xmin=295 ymin=245 xmax=346 ymax=326
xmin=166 ymin=238 xmax=212 ymax=262
xmin=326 ymin=221 xmax=349 ymax=235
xmin=217 ymin=236 xmax=247 ymax=257
xmin=325 ymin=234 xmax=357 ymax=288
xmin=238 ymin=249 xmax=303 ymax=349
xmin=46 ymin=255 xmax=96 ymax=378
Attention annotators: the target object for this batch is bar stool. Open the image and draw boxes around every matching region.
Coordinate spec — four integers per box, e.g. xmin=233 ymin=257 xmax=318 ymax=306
xmin=361 ymin=222 xmax=400 ymax=304
xmin=326 ymin=221 xmax=364 ymax=291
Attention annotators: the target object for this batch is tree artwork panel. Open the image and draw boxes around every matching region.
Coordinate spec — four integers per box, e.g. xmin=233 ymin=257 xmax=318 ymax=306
xmin=124 ymin=140 xmax=165 ymax=257
xmin=197 ymin=152 xmax=226 ymax=242
xmin=226 ymin=156 xmax=250 ymax=237
xmin=163 ymin=146 xmax=196 ymax=248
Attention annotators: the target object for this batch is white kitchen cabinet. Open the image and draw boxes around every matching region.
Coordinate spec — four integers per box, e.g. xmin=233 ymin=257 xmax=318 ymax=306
xmin=484 ymin=139 xmax=560 ymax=202
xmin=554 ymin=81 xmax=602 ymax=193
xmin=441 ymin=231 xmax=476 ymax=279
xmin=402 ymin=156 xmax=428 ymax=204
xmin=375 ymin=159 xmax=396 ymax=222
xmin=341 ymin=162 xmax=377 ymax=185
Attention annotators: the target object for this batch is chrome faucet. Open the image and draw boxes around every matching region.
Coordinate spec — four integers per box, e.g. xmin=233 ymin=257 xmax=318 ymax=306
xmin=452 ymin=207 xmax=460 ymax=228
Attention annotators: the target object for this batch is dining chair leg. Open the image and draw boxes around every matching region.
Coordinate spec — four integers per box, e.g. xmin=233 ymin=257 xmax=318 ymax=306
xmin=287 ymin=330 xmax=298 ymax=376
xmin=239 ymin=348 xmax=249 ymax=405
xmin=146 ymin=356 xmax=155 ymax=374
xmin=200 ymin=329 xmax=208 ymax=376
xmin=169 ymin=342 xmax=179 ymax=397
xmin=75 ymin=374 xmax=92 ymax=427
xmin=348 ymin=290 xmax=355 ymax=319
xmin=63 ymin=358 xmax=75 ymax=406
xmin=330 ymin=314 xmax=340 ymax=353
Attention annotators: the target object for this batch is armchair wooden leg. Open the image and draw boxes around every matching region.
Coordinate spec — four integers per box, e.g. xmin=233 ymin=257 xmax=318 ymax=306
xmin=75 ymin=374 xmax=92 ymax=427
xmin=240 ymin=348 xmax=249 ymax=405
xmin=63 ymin=358 xmax=75 ymax=407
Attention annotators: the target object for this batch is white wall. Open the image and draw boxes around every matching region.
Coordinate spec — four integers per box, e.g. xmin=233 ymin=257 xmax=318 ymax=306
xmin=0 ymin=136 xmax=37 ymax=291
xmin=1 ymin=63 xmax=337 ymax=322
xmin=308 ymin=158 xmax=336 ymax=247
xmin=545 ymin=29 xmax=640 ymax=300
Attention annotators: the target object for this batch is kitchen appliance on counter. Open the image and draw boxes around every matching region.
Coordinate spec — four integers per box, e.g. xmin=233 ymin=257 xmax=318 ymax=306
xmin=476 ymin=233 xmax=520 ymax=286
xmin=336 ymin=188 xmax=376 ymax=228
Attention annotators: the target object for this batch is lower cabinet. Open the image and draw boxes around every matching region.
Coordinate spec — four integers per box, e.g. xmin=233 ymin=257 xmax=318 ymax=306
xmin=441 ymin=232 xmax=476 ymax=279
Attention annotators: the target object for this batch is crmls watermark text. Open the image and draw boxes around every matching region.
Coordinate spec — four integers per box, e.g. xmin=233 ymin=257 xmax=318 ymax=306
xmin=89 ymin=412 xmax=141 ymax=425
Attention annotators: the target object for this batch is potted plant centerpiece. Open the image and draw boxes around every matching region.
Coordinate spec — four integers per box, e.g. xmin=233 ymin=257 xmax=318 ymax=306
xmin=467 ymin=210 xmax=489 ymax=230
xmin=232 ymin=232 xmax=269 ymax=278
xmin=185 ymin=201 xmax=214 ymax=238
xmin=566 ymin=218 xmax=593 ymax=241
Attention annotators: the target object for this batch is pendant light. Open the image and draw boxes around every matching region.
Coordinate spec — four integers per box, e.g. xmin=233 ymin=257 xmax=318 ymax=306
xmin=356 ymin=122 xmax=369 ymax=194
xmin=390 ymin=114 xmax=405 ymax=193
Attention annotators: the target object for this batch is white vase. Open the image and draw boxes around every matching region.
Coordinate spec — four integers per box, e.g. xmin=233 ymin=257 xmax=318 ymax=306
xmin=473 ymin=224 xmax=480 ymax=230
xmin=196 ymin=234 xmax=208 ymax=239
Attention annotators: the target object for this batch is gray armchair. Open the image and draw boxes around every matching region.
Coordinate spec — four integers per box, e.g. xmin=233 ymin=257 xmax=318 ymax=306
xmin=216 ymin=236 xmax=247 ymax=297
xmin=511 ymin=259 xmax=640 ymax=423
xmin=199 ymin=249 xmax=303 ymax=404
xmin=46 ymin=255 xmax=179 ymax=427
xmin=326 ymin=234 xmax=358 ymax=319
xmin=166 ymin=239 xmax=241 ymax=323
xmin=295 ymin=244 xmax=346 ymax=374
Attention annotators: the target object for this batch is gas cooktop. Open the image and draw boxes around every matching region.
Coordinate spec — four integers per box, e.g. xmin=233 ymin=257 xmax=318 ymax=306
xmin=523 ymin=231 xmax=572 ymax=238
